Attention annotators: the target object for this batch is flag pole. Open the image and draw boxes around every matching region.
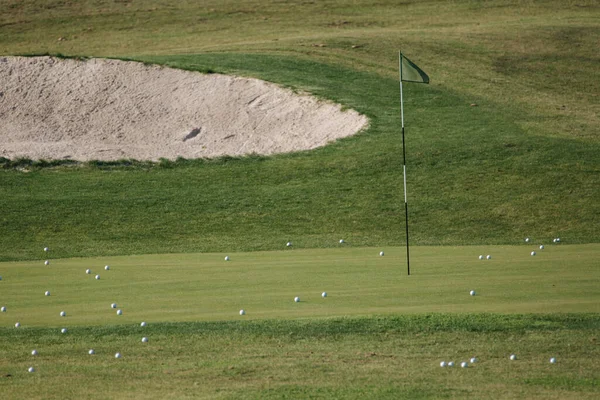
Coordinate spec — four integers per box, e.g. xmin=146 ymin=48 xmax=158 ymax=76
xmin=399 ymin=52 xmax=410 ymax=276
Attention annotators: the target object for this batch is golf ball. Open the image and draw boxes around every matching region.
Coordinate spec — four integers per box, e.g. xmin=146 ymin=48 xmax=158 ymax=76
xmin=461 ymin=362 xmax=468 ymax=368
xmin=45 ymin=291 xmax=50 ymax=296
xmin=117 ymin=309 xmax=123 ymax=315
xmin=286 ymin=242 xmax=292 ymax=247
xmin=61 ymin=328 xmax=67 ymax=334
xmin=294 ymin=296 xmax=300 ymax=303
xmin=510 ymin=354 xmax=517 ymax=361
xmin=440 ymin=361 xmax=447 ymax=367
xmin=556 ymin=238 xmax=561 ymax=242
xmin=44 ymin=260 xmax=50 ymax=266
xmin=486 ymin=255 xmax=491 ymax=260
xmin=379 ymin=251 xmax=384 ymax=256
xmin=470 ymin=357 xmax=477 ymax=363
xmin=86 ymin=269 xmax=91 ymax=274
xmin=224 ymin=256 xmax=230 ymax=261
xmin=525 ymin=238 xmax=530 ymax=243
xmin=140 ymin=322 xmax=147 ymax=327
xmin=470 ymin=290 xmax=476 ymax=296
xmin=115 ymin=352 xmax=122 ymax=359
xmin=339 ymin=239 xmax=345 ymax=244
xmin=550 ymin=357 xmax=556 ymax=364
xmin=60 ymin=311 xmax=66 ymax=317
xmin=89 ymin=349 xmax=95 ymax=355
xmin=1 ymin=306 xmax=6 ymax=312
xmin=105 ymin=265 xmax=110 ymax=271
xmin=111 ymin=303 xmax=117 ymax=309
xmin=31 ymin=350 xmax=38 ymax=356
xmin=44 ymin=247 xmax=49 ymax=252
xmin=239 ymin=309 xmax=246 ymax=316
xmin=478 ymin=255 xmax=483 ymax=260
xmin=28 ymin=367 xmax=35 ymax=373
xmin=142 ymin=337 xmax=148 ymax=343
xmin=448 ymin=361 xmax=455 ymax=367
xmin=322 ymin=292 xmax=327 ymax=298
xmin=15 ymin=322 xmax=20 ymax=328
xmin=531 ymin=251 xmax=536 ymax=256
xmin=539 ymin=245 xmax=544 ymax=250
xmin=95 ymin=275 xmax=100 ymax=280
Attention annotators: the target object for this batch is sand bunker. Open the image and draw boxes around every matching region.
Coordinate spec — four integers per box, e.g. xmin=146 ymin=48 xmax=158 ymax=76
xmin=0 ymin=56 xmax=368 ymax=161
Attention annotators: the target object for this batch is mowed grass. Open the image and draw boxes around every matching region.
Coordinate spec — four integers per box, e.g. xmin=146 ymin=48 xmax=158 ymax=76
xmin=1 ymin=0 xmax=599 ymax=260
xmin=1 ymin=245 xmax=599 ymax=399
xmin=1 ymin=244 xmax=598 ymax=327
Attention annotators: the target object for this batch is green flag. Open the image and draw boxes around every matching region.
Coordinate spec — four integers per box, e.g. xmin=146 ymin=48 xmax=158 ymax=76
xmin=400 ymin=54 xmax=429 ymax=84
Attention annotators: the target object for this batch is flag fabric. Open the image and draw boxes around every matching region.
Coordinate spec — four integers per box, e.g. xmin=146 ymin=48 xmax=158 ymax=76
xmin=400 ymin=54 xmax=429 ymax=84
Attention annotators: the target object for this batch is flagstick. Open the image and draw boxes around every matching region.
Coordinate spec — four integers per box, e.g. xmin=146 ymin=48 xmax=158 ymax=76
xmin=399 ymin=53 xmax=410 ymax=276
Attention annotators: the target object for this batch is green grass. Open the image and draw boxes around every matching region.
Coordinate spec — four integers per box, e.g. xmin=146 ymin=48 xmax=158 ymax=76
xmin=0 ymin=1 xmax=599 ymax=260
xmin=1 ymin=245 xmax=599 ymax=399
xmin=1 ymin=245 xmax=598 ymax=326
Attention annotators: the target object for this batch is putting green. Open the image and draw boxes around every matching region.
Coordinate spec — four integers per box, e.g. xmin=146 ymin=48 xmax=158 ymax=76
xmin=1 ymin=244 xmax=598 ymax=328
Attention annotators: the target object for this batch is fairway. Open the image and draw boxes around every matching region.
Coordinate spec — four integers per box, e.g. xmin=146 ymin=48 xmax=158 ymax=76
xmin=2 ymin=244 xmax=598 ymax=328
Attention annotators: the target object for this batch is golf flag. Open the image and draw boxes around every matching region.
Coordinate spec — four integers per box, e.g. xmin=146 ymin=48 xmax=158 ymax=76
xmin=400 ymin=54 xmax=429 ymax=84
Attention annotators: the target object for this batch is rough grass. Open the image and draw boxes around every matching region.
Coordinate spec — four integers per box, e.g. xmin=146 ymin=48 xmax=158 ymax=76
xmin=1 ymin=315 xmax=599 ymax=399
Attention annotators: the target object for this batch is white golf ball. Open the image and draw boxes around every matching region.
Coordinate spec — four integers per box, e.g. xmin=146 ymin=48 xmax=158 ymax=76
xmin=44 ymin=247 xmax=49 ymax=252
xmin=95 ymin=275 xmax=100 ymax=280
xmin=140 ymin=321 xmax=147 ymax=327
xmin=142 ymin=337 xmax=148 ymax=343
xmin=539 ymin=245 xmax=544 ymax=250
xmin=510 ymin=354 xmax=517 ymax=361
xmin=448 ymin=361 xmax=455 ymax=367
xmin=294 ymin=296 xmax=300 ymax=303
xmin=15 ymin=322 xmax=20 ymax=328
xmin=111 ymin=303 xmax=117 ymax=309
xmin=556 ymin=238 xmax=561 ymax=242
xmin=89 ymin=349 xmax=95 ymax=355
xmin=115 ymin=352 xmax=122 ymax=359
xmin=60 ymin=311 xmax=66 ymax=317
xmin=550 ymin=357 xmax=556 ymax=364
xmin=321 ymin=292 xmax=327 ymax=298
xmin=104 ymin=265 xmax=110 ymax=271
xmin=1 ymin=306 xmax=6 ymax=312
xmin=61 ymin=328 xmax=67 ymax=334
xmin=339 ymin=239 xmax=344 ymax=244
xmin=117 ymin=309 xmax=123 ymax=316
xmin=470 ymin=357 xmax=477 ymax=363
xmin=286 ymin=242 xmax=292 ymax=247
xmin=379 ymin=251 xmax=384 ymax=256
xmin=86 ymin=269 xmax=91 ymax=274
xmin=28 ymin=367 xmax=35 ymax=373
xmin=224 ymin=256 xmax=230 ymax=261
xmin=531 ymin=251 xmax=536 ymax=256
xmin=525 ymin=237 xmax=530 ymax=243
xmin=45 ymin=291 xmax=50 ymax=296
xmin=44 ymin=260 xmax=50 ymax=266
xmin=461 ymin=362 xmax=468 ymax=368
xmin=440 ymin=361 xmax=447 ymax=367
xmin=478 ymin=255 xmax=483 ymax=260
xmin=470 ymin=290 xmax=476 ymax=296
xmin=486 ymin=255 xmax=491 ymax=260
xmin=239 ymin=309 xmax=246 ymax=316
xmin=31 ymin=350 xmax=38 ymax=356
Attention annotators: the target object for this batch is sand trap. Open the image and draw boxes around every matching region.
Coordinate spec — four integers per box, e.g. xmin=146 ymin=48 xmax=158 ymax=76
xmin=0 ymin=56 xmax=368 ymax=161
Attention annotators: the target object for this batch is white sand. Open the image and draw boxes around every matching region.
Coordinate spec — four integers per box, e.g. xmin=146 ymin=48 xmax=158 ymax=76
xmin=0 ymin=56 xmax=368 ymax=161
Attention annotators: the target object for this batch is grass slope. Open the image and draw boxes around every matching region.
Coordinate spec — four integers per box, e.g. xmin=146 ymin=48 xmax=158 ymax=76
xmin=1 ymin=315 xmax=599 ymax=399
xmin=0 ymin=1 xmax=599 ymax=259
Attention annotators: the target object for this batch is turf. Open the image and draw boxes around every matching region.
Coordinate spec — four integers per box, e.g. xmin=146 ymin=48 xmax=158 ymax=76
xmin=1 ymin=245 xmax=599 ymax=399
xmin=1 ymin=1 xmax=599 ymax=260
xmin=1 ymin=245 xmax=598 ymax=326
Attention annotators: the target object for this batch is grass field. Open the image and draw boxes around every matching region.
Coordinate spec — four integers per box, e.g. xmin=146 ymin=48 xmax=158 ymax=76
xmin=1 ymin=0 xmax=599 ymax=398
xmin=1 ymin=245 xmax=599 ymax=398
